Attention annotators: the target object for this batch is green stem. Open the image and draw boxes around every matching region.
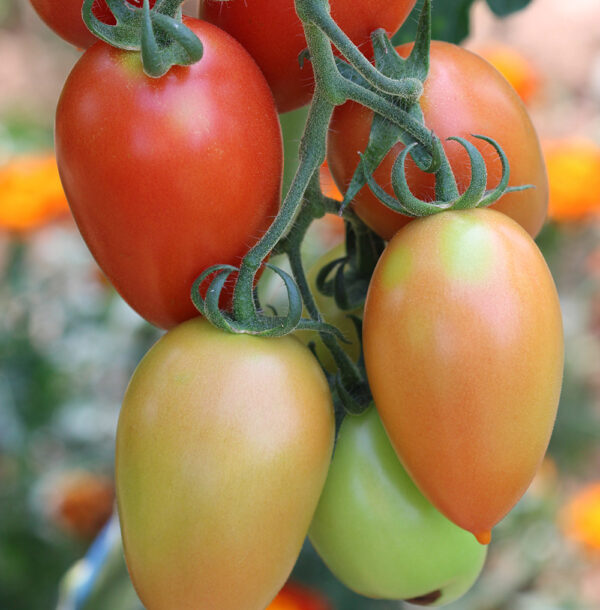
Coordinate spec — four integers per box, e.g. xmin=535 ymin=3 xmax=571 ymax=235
xmin=287 ymin=245 xmax=365 ymax=389
xmin=302 ymin=0 xmax=423 ymax=100
xmin=233 ymin=93 xmax=334 ymax=320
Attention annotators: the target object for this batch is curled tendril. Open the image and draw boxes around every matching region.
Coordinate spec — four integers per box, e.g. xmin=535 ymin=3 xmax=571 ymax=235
xmin=473 ymin=134 xmax=534 ymax=206
xmin=191 ymin=263 xmax=347 ymax=339
xmin=316 ymin=257 xmax=348 ymax=297
xmin=363 ymin=134 xmax=529 ymax=217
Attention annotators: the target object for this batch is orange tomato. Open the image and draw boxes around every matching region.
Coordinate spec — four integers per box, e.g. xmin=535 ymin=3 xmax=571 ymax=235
xmin=328 ymin=42 xmax=548 ymax=241
xmin=363 ymin=209 xmax=563 ymax=541
xmin=267 ymin=583 xmax=331 ymax=610
xmin=472 ymin=43 xmax=540 ymax=105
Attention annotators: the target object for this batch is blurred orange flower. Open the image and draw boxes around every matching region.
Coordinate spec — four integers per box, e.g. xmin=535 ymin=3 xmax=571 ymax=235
xmin=544 ymin=138 xmax=600 ymax=222
xmin=0 ymin=154 xmax=70 ymax=232
xmin=267 ymin=583 xmax=331 ymax=610
xmin=473 ymin=43 xmax=540 ymax=105
xmin=47 ymin=470 xmax=115 ymax=540
xmin=561 ymin=483 xmax=600 ymax=551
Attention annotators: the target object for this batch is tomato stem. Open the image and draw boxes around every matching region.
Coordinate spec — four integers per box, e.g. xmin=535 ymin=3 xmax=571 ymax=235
xmin=82 ymin=0 xmax=203 ymax=77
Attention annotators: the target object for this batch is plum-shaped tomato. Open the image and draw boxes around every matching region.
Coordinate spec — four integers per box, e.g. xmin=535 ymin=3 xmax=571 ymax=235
xmin=309 ymin=407 xmax=487 ymax=605
xmin=327 ymin=42 xmax=548 ymax=241
xmin=363 ymin=209 xmax=564 ymax=542
xmin=116 ymin=318 xmax=335 ymax=610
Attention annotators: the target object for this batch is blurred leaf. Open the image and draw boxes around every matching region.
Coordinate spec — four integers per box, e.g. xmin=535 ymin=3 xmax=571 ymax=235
xmin=393 ymin=0 xmax=533 ymax=45
xmin=486 ymin=0 xmax=533 ymax=17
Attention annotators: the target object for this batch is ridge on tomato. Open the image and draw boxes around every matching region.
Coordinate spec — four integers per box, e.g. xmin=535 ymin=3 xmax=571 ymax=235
xmin=309 ymin=407 xmax=487 ymax=606
xmin=29 ymin=0 xmax=155 ymax=49
xmin=328 ymin=41 xmax=549 ymax=241
xmin=199 ymin=0 xmax=417 ymax=113
xmin=55 ymin=18 xmax=283 ymax=329
xmin=117 ymin=318 xmax=335 ymax=610
xmin=363 ymin=209 xmax=563 ymax=540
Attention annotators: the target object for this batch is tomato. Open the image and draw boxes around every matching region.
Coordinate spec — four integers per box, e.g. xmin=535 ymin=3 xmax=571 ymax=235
xmin=298 ymin=244 xmax=362 ymax=373
xmin=267 ymin=583 xmax=331 ymax=610
xmin=55 ymin=18 xmax=282 ymax=329
xmin=29 ymin=0 xmax=154 ymax=49
xmin=363 ymin=209 xmax=563 ymax=541
xmin=309 ymin=407 xmax=487 ymax=604
xmin=116 ymin=318 xmax=335 ymax=610
xmin=327 ymin=42 xmax=549 ymax=241
xmin=198 ymin=0 xmax=417 ymax=113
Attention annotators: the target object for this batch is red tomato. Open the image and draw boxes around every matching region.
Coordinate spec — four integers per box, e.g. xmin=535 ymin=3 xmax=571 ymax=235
xmin=29 ymin=0 xmax=154 ymax=49
xmin=199 ymin=0 xmax=417 ymax=113
xmin=328 ymin=42 xmax=549 ymax=241
xmin=267 ymin=583 xmax=331 ymax=610
xmin=363 ymin=209 xmax=563 ymax=541
xmin=55 ymin=18 xmax=282 ymax=329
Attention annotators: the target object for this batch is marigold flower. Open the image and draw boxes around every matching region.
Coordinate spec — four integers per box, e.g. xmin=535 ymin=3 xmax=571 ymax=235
xmin=46 ymin=470 xmax=115 ymax=540
xmin=561 ymin=482 xmax=600 ymax=551
xmin=543 ymin=138 xmax=600 ymax=222
xmin=0 ymin=154 xmax=70 ymax=232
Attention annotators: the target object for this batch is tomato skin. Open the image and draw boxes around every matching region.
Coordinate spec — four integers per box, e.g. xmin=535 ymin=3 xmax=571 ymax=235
xmin=363 ymin=209 xmax=563 ymax=539
xmin=29 ymin=0 xmax=153 ymax=49
xmin=199 ymin=0 xmax=417 ymax=113
xmin=55 ymin=19 xmax=282 ymax=329
xmin=328 ymin=42 xmax=548 ymax=241
xmin=298 ymin=244 xmax=362 ymax=372
xmin=309 ymin=407 xmax=487 ymax=604
xmin=116 ymin=318 xmax=335 ymax=610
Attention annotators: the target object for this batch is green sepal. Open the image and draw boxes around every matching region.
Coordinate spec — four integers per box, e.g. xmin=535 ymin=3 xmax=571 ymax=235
xmin=82 ymin=0 xmax=203 ymax=78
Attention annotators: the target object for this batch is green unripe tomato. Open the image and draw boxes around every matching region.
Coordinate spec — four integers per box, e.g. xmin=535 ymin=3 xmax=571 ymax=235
xmin=309 ymin=407 xmax=487 ymax=606
xmin=298 ymin=244 xmax=362 ymax=372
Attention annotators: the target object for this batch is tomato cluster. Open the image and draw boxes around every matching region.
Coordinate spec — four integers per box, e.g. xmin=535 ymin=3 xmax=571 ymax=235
xmin=35 ymin=0 xmax=564 ymax=608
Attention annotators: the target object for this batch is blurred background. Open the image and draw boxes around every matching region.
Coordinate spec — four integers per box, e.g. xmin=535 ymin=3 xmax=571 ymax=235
xmin=1 ymin=0 xmax=600 ymax=608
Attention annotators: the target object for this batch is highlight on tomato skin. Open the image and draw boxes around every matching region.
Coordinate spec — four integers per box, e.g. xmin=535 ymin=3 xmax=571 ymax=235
xmin=327 ymin=41 xmax=549 ymax=241
xmin=363 ymin=209 xmax=564 ymax=540
xmin=199 ymin=0 xmax=417 ymax=113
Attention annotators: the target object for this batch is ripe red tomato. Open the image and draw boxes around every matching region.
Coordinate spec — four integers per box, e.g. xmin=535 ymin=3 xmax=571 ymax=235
xmin=363 ymin=209 xmax=563 ymax=541
xmin=198 ymin=0 xmax=417 ymax=113
xmin=117 ymin=318 xmax=334 ymax=610
xmin=29 ymin=0 xmax=154 ymax=49
xmin=55 ymin=18 xmax=282 ymax=329
xmin=328 ymin=42 xmax=549 ymax=241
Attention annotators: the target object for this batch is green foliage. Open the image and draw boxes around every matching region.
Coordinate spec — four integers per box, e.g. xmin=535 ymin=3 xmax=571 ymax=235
xmin=393 ymin=0 xmax=533 ymax=45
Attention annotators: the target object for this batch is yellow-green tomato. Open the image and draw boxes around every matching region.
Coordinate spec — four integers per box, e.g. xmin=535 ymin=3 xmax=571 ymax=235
xmin=298 ymin=244 xmax=362 ymax=372
xmin=309 ymin=407 xmax=487 ymax=605
xmin=116 ymin=318 xmax=335 ymax=610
